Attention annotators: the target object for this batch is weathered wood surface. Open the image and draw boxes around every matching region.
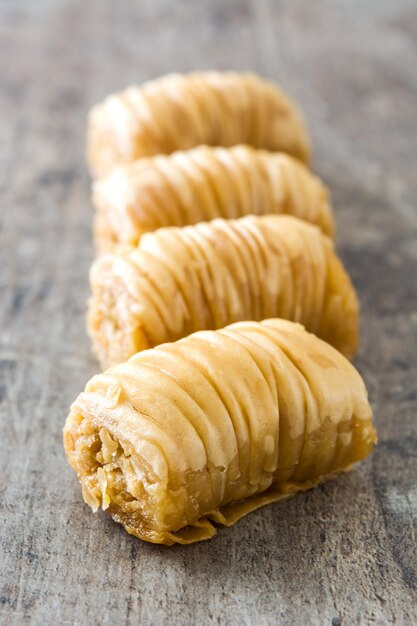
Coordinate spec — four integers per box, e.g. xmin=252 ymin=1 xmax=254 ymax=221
xmin=0 ymin=0 xmax=416 ymax=624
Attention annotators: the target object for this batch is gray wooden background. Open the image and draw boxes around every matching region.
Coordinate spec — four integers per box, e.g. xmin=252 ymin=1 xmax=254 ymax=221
xmin=1 ymin=1 xmax=416 ymax=624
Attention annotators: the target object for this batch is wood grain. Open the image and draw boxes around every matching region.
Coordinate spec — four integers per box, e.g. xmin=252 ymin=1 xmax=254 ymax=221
xmin=0 ymin=1 xmax=416 ymax=624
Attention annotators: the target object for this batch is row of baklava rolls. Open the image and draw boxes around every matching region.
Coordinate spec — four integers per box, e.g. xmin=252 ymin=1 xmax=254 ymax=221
xmin=64 ymin=72 xmax=376 ymax=545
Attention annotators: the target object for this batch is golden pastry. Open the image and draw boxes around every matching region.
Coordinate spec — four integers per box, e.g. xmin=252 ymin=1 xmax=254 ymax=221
xmin=93 ymin=145 xmax=333 ymax=254
xmin=64 ymin=318 xmax=377 ymax=545
xmin=88 ymin=215 xmax=358 ymax=369
xmin=87 ymin=72 xmax=311 ymax=177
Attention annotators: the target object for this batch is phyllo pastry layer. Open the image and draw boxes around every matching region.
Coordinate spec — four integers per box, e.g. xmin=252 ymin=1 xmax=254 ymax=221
xmin=93 ymin=146 xmax=332 ymax=254
xmin=64 ymin=319 xmax=376 ymax=545
xmin=87 ymin=72 xmax=310 ymax=177
xmin=88 ymin=215 xmax=358 ymax=369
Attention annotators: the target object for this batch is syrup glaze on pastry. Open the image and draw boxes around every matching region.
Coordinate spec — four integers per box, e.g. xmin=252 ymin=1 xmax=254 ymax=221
xmin=64 ymin=319 xmax=376 ymax=545
xmin=87 ymin=72 xmax=310 ymax=177
xmin=88 ymin=215 xmax=358 ymax=369
xmin=93 ymin=145 xmax=332 ymax=254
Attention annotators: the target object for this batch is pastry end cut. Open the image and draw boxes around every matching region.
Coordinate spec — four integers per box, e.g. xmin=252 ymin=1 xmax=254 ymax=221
xmin=87 ymin=255 xmax=151 ymax=370
xmin=87 ymin=105 xmax=125 ymax=179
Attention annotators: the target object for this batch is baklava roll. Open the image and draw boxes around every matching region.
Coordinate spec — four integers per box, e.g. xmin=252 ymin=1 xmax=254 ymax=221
xmin=87 ymin=72 xmax=310 ymax=177
xmin=64 ymin=319 xmax=377 ymax=545
xmin=88 ymin=215 xmax=358 ymax=369
xmin=93 ymin=145 xmax=333 ymax=254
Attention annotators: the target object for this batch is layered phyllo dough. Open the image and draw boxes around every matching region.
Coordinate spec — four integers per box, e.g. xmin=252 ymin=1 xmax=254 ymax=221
xmin=87 ymin=72 xmax=310 ymax=177
xmin=64 ymin=319 xmax=376 ymax=545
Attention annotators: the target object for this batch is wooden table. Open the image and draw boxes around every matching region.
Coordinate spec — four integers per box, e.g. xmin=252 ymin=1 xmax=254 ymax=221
xmin=1 ymin=1 xmax=416 ymax=624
